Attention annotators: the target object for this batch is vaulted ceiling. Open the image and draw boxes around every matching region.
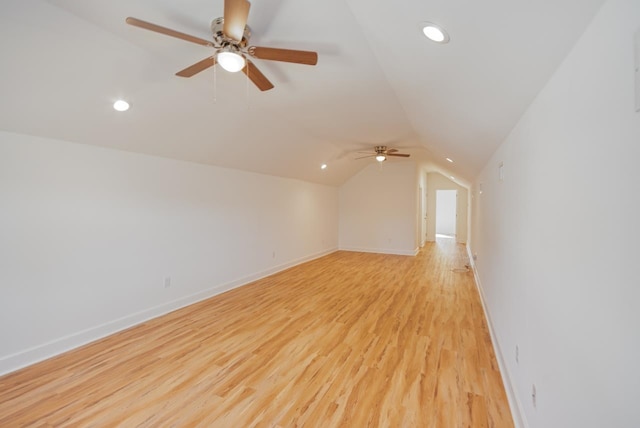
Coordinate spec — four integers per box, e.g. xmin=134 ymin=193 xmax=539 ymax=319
xmin=0 ymin=0 xmax=605 ymax=186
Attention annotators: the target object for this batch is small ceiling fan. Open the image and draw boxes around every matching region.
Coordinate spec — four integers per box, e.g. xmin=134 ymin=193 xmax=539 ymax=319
xmin=356 ymin=146 xmax=411 ymax=162
xmin=126 ymin=0 xmax=318 ymax=91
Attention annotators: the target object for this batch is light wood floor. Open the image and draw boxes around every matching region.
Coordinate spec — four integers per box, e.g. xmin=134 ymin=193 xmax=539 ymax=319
xmin=0 ymin=239 xmax=513 ymax=427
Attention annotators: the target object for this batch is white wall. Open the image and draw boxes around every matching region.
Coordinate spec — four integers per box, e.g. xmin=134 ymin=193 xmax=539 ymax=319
xmin=469 ymin=1 xmax=640 ymax=427
xmin=419 ymin=171 xmax=428 ymax=247
xmin=0 ymin=131 xmax=339 ymax=375
xmin=426 ymin=173 xmax=468 ymax=243
xmin=339 ymin=162 xmax=418 ymax=255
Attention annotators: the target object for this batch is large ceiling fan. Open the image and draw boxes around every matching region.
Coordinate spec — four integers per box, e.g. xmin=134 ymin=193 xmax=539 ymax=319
xmin=126 ymin=0 xmax=318 ymax=91
xmin=356 ymin=146 xmax=411 ymax=162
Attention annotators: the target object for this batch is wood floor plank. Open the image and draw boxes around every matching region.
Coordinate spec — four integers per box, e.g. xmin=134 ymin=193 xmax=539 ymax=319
xmin=0 ymin=239 xmax=513 ymax=427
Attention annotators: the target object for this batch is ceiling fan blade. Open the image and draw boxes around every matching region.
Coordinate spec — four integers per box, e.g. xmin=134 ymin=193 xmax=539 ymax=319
xmin=126 ymin=17 xmax=213 ymax=47
xmin=355 ymin=155 xmax=376 ymax=160
xmin=387 ymin=148 xmax=398 ymax=153
xmin=387 ymin=153 xmax=410 ymax=157
xmin=251 ymin=47 xmax=318 ymax=65
xmin=176 ymin=57 xmax=216 ymax=77
xmin=224 ymin=0 xmax=251 ymax=42
xmin=242 ymin=60 xmax=274 ymax=91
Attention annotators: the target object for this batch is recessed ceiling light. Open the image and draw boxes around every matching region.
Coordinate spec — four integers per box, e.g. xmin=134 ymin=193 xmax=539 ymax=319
xmin=421 ymin=22 xmax=450 ymax=44
xmin=446 ymin=157 xmax=453 ymax=163
xmin=321 ymin=164 xmax=327 ymax=170
xmin=113 ymin=100 xmax=130 ymax=112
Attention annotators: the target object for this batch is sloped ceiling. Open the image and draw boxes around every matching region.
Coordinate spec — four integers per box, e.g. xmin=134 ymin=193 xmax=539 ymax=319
xmin=0 ymin=0 xmax=604 ymax=186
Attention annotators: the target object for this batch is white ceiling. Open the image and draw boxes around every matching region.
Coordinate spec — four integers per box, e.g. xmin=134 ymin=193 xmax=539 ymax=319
xmin=0 ymin=0 xmax=605 ymax=186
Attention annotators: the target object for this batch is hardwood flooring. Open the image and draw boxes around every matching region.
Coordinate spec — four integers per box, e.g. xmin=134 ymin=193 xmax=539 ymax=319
xmin=0 ymin=239 xmax=513 ymax=427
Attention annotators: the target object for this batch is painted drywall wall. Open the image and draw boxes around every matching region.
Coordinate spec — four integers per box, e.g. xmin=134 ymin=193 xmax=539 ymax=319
xmin=0 ymin=131 xmax=339 ymax=375
xmin=469 ymin=1 xmax=640 ymax=427
xmin=426 ymin=173 xmax=468 ymax=243
xmin=339 ymin=161 xmax=418 ymax=255
xmin=418 ymin=171 xmax=428 ymax=247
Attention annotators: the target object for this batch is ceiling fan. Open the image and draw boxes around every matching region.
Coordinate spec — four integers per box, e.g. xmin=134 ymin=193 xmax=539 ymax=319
xmin=126 ymin=0 xmax=318 ymax=91
xmin=356 ymin=146 xmax=411 ymax=162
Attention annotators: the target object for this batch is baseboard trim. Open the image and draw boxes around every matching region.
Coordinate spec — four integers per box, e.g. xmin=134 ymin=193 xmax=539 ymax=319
xmin=466 ymin=245 xmax=528 ymax=428
xmin=339 ymin=246 xmax=419 ymax=256
xmin=0 ymin=247 xmax=339 ymax=376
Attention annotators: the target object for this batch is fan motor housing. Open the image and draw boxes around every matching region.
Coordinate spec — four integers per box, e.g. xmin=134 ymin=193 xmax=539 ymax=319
xmin=211 ymin=17 xmax=251 ymax=47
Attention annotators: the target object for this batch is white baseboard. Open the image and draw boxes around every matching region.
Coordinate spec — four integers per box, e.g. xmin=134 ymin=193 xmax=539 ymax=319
xmin=339 ymin=246 xmax=419 ymax=256
xmin=0 ymin=247 xmax=338 ymax=376
xmin=466 ymin=245 xmax=528 ymax=428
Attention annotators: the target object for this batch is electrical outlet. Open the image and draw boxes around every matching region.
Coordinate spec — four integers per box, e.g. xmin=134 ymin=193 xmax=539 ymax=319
xmin=516 ymin=345 xmax=519 ymax=364
xmin=532 ymin=384 xmax=537 ymax=409
xmin=272 ymin=251 xmax=276 ymax=259
xmin=164 ymin=276 xmax=171 ymax=288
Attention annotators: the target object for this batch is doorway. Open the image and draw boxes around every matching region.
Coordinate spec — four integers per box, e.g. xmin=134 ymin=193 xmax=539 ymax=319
xmin=435 ymin=190 xmax=457 ymax=238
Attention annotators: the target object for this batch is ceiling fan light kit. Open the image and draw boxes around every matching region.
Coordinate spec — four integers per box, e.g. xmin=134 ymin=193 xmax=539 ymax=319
xmin=126 ymin=0 xmax=318 ymax=91
xmin=217 ymin=49 xmax=246 ymax=72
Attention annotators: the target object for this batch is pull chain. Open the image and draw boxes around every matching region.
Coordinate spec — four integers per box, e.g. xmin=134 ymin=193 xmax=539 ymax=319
xmin=213 ymin=60 xmax=217 ymax=104
xmin=245 ymin=63 xmax=250 ymax=110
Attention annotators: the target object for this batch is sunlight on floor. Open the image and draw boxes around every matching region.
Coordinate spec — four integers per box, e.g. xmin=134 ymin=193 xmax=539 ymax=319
xmin=434 ymin=234 xmax=469 ymax=272
xmin=435 ymin=233 xmax=455 ymax=239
